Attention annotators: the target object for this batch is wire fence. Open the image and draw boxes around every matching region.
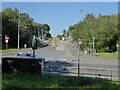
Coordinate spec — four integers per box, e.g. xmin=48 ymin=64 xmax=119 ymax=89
xmin=43 ymin=65 xmax=118 ymax=81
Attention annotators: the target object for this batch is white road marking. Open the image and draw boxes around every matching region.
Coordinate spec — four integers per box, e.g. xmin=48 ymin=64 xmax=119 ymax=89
xmin=74 ymin=67 xmax=118 ymax=71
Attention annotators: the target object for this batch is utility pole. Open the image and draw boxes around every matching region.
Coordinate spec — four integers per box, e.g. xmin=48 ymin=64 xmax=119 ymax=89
xmin=93 ymin=37 xmax=95 ymax=54
xmin=42 ymin=29 xmax=44 ymax=42
xmin=18 ymin=10 xmax=20 ymax=50
xmin=38 ymin=31 xmax=40 ymax=40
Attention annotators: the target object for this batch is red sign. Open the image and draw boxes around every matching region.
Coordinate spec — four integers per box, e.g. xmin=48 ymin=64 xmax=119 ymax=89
xmin=78 ymin=38 xmax=82 ymax=42
xmin=5 ymin=36 xmax=9 ymax=40
xmin=78 ymin=38 xmax=82 ymax=44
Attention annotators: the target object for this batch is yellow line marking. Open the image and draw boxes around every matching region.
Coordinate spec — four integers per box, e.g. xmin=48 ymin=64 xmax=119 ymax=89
xmin=60 ymin=41 xmax=77 ymax=59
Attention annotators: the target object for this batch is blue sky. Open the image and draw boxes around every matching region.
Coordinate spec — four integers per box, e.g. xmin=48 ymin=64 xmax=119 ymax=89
xmin=2 ymin=2 xmax=118 ymax=37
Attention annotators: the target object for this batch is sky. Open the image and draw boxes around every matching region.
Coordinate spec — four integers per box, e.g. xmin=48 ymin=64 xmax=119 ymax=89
xmin=1 ymin=0 xmax=120 ymax=2
xmin=2 ymin=2 xmax=118 ymax=37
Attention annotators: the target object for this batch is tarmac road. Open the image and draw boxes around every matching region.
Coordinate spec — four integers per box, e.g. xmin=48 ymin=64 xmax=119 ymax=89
xmin=1 ymin=38 xmax=119 ymax=80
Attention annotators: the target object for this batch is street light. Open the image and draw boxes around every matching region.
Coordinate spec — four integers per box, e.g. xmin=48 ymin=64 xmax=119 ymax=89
xmin=80 ymin=9 xmax=83 ymax=11
xmin=116 ymin=44 xmax=119 ymax=60
xmin=77 ymin=9 xmax=83 ymax=77
xmin=80 ymin=9 xmax=83 ymax=18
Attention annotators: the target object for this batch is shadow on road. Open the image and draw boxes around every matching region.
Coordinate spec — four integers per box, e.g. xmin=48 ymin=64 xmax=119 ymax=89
xmin=44 ymin=60 xmax=75 ymax=76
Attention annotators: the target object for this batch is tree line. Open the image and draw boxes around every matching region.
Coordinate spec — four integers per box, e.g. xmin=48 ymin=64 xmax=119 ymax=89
xmin=1 ymin=8 xmax=51 ymax=49
xmin=66 ymin=13 xmax=119 ymax=53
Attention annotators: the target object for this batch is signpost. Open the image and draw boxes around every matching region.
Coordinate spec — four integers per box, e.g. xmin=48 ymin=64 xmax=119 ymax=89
xmin=5 ymin=35 xmax=9 ymax=52
xmin=116 ymin=44 xmax=119 ymax=60
xmin=78 ymin=38 xmax=82 ymax=44
xmin=77 ymin=38 xmax=82 ymax=77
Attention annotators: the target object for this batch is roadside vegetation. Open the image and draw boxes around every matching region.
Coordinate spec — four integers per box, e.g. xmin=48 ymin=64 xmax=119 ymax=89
xmin=94 ymin=53 xmax=116 ymax=60
xmin=0 ymin=48 xmax=17 ymax=53
xmin=58 ymin=13 xmax=120 ymax=60
xmin=1 ymin=8 xmax=51 ymax=49
xmin=2 ymin=73 xmax=120 ymax=89
xmin=63 ymin=14 xmax=119 ymax=53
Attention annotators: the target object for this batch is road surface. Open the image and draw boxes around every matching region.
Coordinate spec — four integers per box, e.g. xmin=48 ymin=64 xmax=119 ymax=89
xmin=1 ymin=38 xmax=119 ymax=80
xmin=36 ymin=38 xmax=118 ymax=80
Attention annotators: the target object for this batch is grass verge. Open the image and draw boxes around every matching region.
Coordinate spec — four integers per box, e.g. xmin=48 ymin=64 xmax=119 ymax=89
xmin=94 ymin=53 xmax=116 ymax=60
xmin=0 ymin=48 xmax=17 ymax=53
xmin=2 ymin=73 xmax=120 ymax=89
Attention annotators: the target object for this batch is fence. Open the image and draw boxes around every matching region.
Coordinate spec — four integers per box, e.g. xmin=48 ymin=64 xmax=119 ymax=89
xmin=43 ymin=65 xmax=118 ymax=81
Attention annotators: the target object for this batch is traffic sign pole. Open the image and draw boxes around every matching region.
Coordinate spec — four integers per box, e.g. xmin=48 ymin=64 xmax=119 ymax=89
xmin=5 ymin=35 xmax=9 ymax=53
xmin=6 ymin=42 xmax=8 ymax=52
xmin=78 ymin=44 xmax=80 ymax=77
xmin=116 ymin=44 xmax=119 ymax=60
xmin=77 ymin=38 xmax=82 ymax=77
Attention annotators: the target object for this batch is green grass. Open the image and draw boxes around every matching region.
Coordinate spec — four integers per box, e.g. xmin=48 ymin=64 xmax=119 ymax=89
xmin=2 ymin=73 xmax=120 ymax=89
xmin=0 ymin=48 xmax=17 ymax=53
xmin=94 ymin=53 xmax=116 ymax=60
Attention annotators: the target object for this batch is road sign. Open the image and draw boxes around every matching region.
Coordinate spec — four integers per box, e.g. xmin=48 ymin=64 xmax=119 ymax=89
xmin=5 ymin=35 xmax=9 ymax=44
xmin=5 ymin=36 xmax=9 ymax=40
xmin=78 ymin=38 xmax=82 ymax=44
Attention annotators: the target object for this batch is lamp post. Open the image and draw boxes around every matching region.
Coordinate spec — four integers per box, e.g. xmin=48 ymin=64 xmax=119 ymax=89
xmin=116 ymin=44 xmax=119 ymax=60
xmin=77 ymin=9 xmax=83 ymax=77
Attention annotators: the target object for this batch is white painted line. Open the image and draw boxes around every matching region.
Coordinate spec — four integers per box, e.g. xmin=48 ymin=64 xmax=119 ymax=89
xmin=69 ymin=61 xmax=84 ymax=64
xmin=79 ymin=67 xmax=118 ymax=71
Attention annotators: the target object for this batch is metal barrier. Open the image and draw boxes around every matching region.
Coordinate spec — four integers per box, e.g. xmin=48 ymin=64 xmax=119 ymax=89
xmin=43 ymin=65 xmax=118 ymax=81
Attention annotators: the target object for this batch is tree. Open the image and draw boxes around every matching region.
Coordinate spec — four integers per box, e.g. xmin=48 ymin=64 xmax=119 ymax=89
xmin=2 ymin=8 xmax=51 ymax=49
xmin=67 ymin=13 xmax=119 ymax=52
xmin=42 ymin=24 xmax=51 ymax=39
xmin=2 ymin=8 xmax=18 ymax=48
